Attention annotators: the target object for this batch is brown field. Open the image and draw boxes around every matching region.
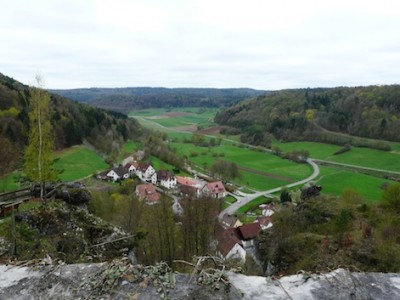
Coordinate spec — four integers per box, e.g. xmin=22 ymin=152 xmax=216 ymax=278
xmin=171 ymin=124 xmax=198 ymax=132
xmin=198 ymin=125 xmax=226 ymax=135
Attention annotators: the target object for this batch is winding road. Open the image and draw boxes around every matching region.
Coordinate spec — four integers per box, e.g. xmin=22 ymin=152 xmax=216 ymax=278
xmin=218 ymin=158 xmax=320 ymax=219
xmin=132 ymin=115 xmax=395 ymax=218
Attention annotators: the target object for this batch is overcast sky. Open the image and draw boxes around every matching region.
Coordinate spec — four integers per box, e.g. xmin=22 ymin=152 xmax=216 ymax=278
xmin=1 ymin=0 xmax=400 ymax=90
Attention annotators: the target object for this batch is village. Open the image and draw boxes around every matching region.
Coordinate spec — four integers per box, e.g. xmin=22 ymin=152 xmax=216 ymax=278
xmin=96 ymin=149 xmax=278 ymax=264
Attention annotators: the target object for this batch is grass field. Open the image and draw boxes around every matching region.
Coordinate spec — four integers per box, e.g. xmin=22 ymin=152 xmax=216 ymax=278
xmin=130 ymin=107 xmax=218 ymax=129
xmin=273 ymin=140 xmax=400 ymax=172
xmin=315 ymin=165 xmax=390 ymax=203
xmin=54 ymin=146 xmax=108 ymax=182
xmin=130 ymin=109 xmax=399 ymax=203
xmin=170 ymin=141 xmax=312 ymax=190
xmin=0 ymin=145 xmax=108 ymax=192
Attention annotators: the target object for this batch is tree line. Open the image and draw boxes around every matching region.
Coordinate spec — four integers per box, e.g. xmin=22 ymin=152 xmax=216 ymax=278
xmin=0 ymin=72 xmax=144 ymax=177
xmin=89 ymin=181 xmax=222 ymax=267
xmin=215 ymin=85 xmax=400 ymax=148
xmin=50 ymin=87 xmax=266 ymax=113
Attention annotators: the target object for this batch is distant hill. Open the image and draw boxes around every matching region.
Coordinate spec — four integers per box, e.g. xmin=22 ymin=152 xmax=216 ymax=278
xmin=49 ymin=87 xmax=267 ymax=113
xmin=215 ymin=85 xmax=400 ymax=147
xmin=0 ymin=73 xmax=143 ymax=171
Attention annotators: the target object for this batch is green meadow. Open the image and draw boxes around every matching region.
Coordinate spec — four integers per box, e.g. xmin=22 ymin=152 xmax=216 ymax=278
xmin=315 ymin=165 xmax=390 ymax=203
xmin=273 ymin=140 xmax=400 ymax=172
xmin=169 ymin=141 xmax=312 ymax=191
xmin=54 ymin=146 xmax=108 ymax=181
xmin=130 ymin=107 xmax=218 ymax=129
xmin=0 ymin=145 xmax=108 ymax=192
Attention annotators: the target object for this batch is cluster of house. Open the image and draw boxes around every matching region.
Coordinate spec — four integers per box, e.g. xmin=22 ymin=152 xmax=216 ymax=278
xmin=217 ymin=203 xmax=277 ymax=262
xmin=97 ymin=152 xmax=227 ymax=205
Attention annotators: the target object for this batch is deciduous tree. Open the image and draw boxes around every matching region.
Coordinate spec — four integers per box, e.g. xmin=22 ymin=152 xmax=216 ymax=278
xmin=23 ymin=76 xmax=57 ymax=199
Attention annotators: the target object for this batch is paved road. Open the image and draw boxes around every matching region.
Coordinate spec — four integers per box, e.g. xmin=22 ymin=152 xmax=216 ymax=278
xmin=132 ymin=116 xmax=398 ymax=217
xmin=218 ymin=158 xmax=320 ymax=219
xmin=312 ymin=159 xmax=400 ymax=175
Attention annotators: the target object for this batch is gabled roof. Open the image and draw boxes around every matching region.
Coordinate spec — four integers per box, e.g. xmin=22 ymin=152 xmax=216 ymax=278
xmin=157 ymin=170 xmax=175 ymax=181
xmin=221 ymin=213 xmax=240 ymax=228
xmin=125 ymin=160 xmax=139 ymax=169
xmin=176 ymin=176 xmax=205 ymax=188
xmin=179 ymin=185 xmax=199 ymax=196
xmin=137 ymin=162 xmax=153 ymax=172
xmin=136 ymin=183 xmax=160 ymax=203
xmin=205 ymin=181 xmax=226 ymax=194
xmin=238 ymin=223 xmax=261 ymax=240
xmin=98 ymin=170 xmax=109 ymax=177
xmin=217 ymin=227 xmax=243 ymax=257
xmin=113 ymin=166 xmax=129 ymax=177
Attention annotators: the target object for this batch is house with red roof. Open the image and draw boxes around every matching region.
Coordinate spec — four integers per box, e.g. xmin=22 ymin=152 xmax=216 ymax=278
xmin=135 ymin=182 xmax=161 ymax=205
xmin=237 ymin=222 xmax=261 ymax=248
xmin=202 ymin=181 xmax=227 ymax=198
xmin=176 ymin=176 xmax=205 ymax=197
xmin=217 ymin=227 xmax=246 ymax=262
xmin=255 ymin=216 xmax=273 ymax=230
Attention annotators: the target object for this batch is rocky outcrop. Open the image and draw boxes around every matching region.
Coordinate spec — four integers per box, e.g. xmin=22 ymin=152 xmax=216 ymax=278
xmin=0 ymin=263 xmax=399 ymax=299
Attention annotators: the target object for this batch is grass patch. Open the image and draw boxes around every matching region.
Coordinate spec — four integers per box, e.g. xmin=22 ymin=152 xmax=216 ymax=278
xmin=316 ymin=166 xmax=392 ymax=203
xmin=225 ymin=195 xmax=237 ymax=204
xmin=272 ymin=140 xmax=341 ymax=159
xmin=54 ymin=145 xmax=108 ymax=182
xmin=237 ymin=196 xmax=272 ymax=214
xmin=0 ymin=172 xmax=22 ymax=192
xmin=273 ymin=140 xmax=400 ymax=172
xmin=118 ymin=140 xmax=142 ymax=161
xmin=238 ymin=214 xmax=257 ymax=224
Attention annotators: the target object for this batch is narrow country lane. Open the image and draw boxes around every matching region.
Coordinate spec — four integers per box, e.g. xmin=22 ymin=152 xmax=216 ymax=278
xmin=218 ymin=158 xmax=320 ymax=219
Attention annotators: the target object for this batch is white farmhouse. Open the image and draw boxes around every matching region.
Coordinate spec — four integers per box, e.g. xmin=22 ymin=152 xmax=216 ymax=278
xmin=156 ymin=170 xmax=177 ymax=189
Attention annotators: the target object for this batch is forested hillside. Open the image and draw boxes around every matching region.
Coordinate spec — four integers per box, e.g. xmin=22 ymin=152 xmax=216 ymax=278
xmin=215 ymin=85 xmax=400 ymax=146
xmin=0 ymin=73 xmax=143 ymax=173
xmin=50 ymin=87 xmax=266 ymax=112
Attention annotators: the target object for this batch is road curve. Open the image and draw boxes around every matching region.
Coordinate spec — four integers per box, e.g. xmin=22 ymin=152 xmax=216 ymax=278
xmin=131 ymin=116 xmax=322 ymax=218
xmin=218 ymin=158 xmax=320 ymax=219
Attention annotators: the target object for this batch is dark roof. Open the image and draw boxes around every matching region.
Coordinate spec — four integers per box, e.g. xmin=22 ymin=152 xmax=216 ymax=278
xmin=221 ymin=213 xmax=239 ymax=228
xmin=157 ymin=170 xmax=175 ymax=181
xmin=98 ymin=170 xmax=109 ymax=177
xmin=217 ymin=227 xmax=243 ymax=257
xmin=238 ymin=223 xmax=261 ymax=240
xmin=113 ymin=166 xmax=129 ymax=177
xmin=180 ymin=185 xmax=198 ymax=196
xmin=256 ymin=216 xmax=271 ymax=226
xmin=137 ymin=162 xmax=152 ymax=172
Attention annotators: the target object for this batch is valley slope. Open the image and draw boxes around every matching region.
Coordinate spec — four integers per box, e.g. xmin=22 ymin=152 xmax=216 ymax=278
xmin=215 ymin=85 xmax=400 ymax=147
